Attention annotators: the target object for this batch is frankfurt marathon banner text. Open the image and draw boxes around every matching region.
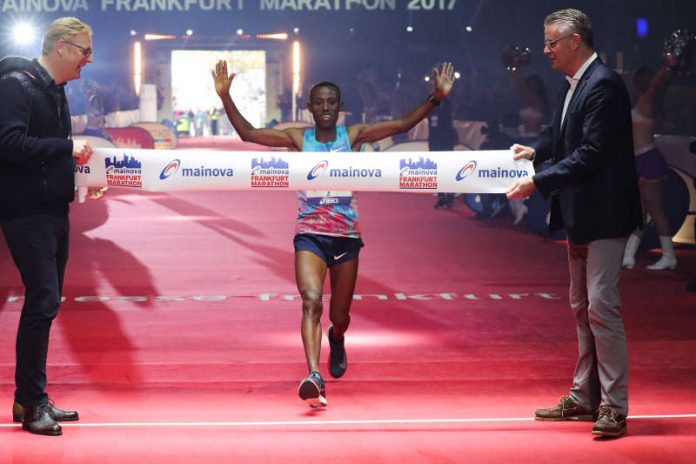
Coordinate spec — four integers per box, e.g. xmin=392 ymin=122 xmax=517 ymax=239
xmin=74 ymin=148 xmax=534 ymax=193
xmin=0 ymin=0 xmax=460 ymax=13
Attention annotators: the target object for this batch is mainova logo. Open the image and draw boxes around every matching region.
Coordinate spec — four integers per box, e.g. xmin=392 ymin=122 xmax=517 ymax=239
xmin=159 ymin=159 xmax=181 ymax=180
xmin=328 ymin=166 xmax=382 ymax=178
xmin=476 ymin=167 xmax=530 ymax=178
xmin=307 ymin=160 xmax=329 ymax=180
xmin=455 ymin=160 xmax=478 ymax=181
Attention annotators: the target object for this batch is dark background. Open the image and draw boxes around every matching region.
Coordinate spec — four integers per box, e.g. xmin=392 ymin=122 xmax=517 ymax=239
xmin=1 ymin=0 xmax=694 ymax=131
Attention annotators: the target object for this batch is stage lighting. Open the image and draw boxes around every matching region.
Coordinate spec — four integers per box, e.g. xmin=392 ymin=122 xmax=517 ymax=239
xmin=133 ymin=41 xmax=142 ymax=97
xmin=454 ymin=71 xmax=461 ymax=79
xmin=13 ymin=22 xmax=35 ymax=45
xmin=236 ymin=29 xmax=244 ymax=35
xmin=144 ymin=34 xmax=176 ymax=41
xmin=424 ymin=76 xmax=430 ymax=82
xmin=186 ymin=29 xmax=193 ymax=36
xmin=130 ymin=30 xmax=136 ymax=36
xmin=406 ymin=26 xmax=414 ymax=33
xmin=256 ymin=33 xmax=288 ymax=40
xmin=465 ymin=26 xmax=473 ymax=32
xmin=293 ymin=27 xmax=300 ymax=35
xmin=292 ymin=40 xmax=301 ymax=118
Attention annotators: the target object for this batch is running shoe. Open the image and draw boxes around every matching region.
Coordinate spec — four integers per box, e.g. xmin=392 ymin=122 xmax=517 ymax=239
xmin=298 ymin=371 xmax=327 ymax=408
xmin=327 ymin=326 xmax=347 ymax=378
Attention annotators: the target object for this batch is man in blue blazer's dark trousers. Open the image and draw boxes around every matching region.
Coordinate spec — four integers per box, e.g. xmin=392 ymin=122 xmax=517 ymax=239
xmin=507 ymin=8 xmax=642 ymax=438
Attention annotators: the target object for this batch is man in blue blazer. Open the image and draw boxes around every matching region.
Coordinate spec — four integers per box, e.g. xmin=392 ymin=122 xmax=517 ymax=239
xmin=507 ymin=8 xmax=642 ymax=438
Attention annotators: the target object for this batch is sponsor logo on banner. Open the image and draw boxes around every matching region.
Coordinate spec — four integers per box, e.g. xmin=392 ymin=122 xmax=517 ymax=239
xmin=476 ymin=167 xmax=530 ymax=178
xmin=455 ymin=160 xmax=530 ymax=182
xmin=399 ymin=157 xmax=438 ymax=189
xmin=251 ymin=157 xmax=289 ymax=188
xmin=307 ymin=159 xmax=382 ymax=181
xmin=159 ymin=159 xmax=235 ymax=180
xmin=74 ymin=165 xmax=91 ymax=174
xmin=159 ymin=159 xmax=181 ymax=179
xmin=105 ymin=153 xmax=142 ymax=187
xmin=327 ymin=166 xmax=382 ymax=178
xmin=307 ymin=160 xmax=329 ymax=180
xmin=456 ymin=160 xmax=477 ymax=181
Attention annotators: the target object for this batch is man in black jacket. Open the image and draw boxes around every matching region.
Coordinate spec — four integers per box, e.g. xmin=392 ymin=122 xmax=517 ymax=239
xmin=0 ymin=17 xmax=94 ymax=436
xmin=506 ymin=9 xmax=642 ymax=438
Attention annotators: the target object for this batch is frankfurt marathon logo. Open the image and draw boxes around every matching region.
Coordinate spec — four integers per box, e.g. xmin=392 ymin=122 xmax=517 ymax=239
xmin=159 ymin=159 xmax=234 ymax=180
xmin=399 ymin=157 xmax=438 ymax=189
xmin=105 ymin=153 xmax=142 ymax=187
xmin=455 ymin=160 xmax=529 ymax=182
xmin=251 ymin=157 xmax=289 ymax=187
xmin=306 ymin=160 xmax=382 ymax=180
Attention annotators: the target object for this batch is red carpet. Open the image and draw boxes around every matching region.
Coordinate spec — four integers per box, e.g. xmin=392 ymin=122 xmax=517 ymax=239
xmin=1 ymin=185 xmax=695 ymax=462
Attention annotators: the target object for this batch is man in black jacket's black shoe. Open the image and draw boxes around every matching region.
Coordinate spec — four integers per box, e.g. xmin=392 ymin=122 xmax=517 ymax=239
xmin=0 ymin=16 xmax=95 ymax=436
xmin=13 ymin=399 xmax=79 ymax=423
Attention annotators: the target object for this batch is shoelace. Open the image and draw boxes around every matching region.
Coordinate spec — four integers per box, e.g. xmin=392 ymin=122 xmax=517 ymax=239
xmin=597 ymin=406 xmax=618 ymax=420
xmin=560 ymin=395 xmax=574 ymax=412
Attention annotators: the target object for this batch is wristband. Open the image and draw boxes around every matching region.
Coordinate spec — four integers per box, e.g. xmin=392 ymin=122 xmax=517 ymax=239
xmin=427 ymin=94 xmax=441 ymax=106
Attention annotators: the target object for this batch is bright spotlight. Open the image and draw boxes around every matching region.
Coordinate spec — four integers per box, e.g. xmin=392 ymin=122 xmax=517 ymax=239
xmin=293 ymin=27 xmax=300 ymax=35
xmin=133 ymin=41 xmax=142 ymax=97
xmin=424 ymin=76 xmax=430 ymax=82
xmin=465 ymin=26 xmax=473 ymax=32
xmin=292 ymin=40 xmax=302 ymax=119
xmin=186 ymin=29 xmax=193 ymax=36
xmin=236 ymin=29 xmax=244 ymax=35
xmin=454 ymin=71 xmax=461 ymax=79
xmin=406 ymin=26 xmax=414 ymax=33
xmin=130 ymin=30 xmax=136 ymax=36
xmin=13 ymin=23 xmax=35 ymax=45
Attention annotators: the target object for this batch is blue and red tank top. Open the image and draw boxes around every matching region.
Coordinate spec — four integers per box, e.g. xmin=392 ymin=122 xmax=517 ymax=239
xmin=295 ymin=126 xmax=360 ymax=238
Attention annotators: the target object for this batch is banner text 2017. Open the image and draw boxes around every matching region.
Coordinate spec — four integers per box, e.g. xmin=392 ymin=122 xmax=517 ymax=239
xmin=1 ymin=0 xmax=458 ymax=13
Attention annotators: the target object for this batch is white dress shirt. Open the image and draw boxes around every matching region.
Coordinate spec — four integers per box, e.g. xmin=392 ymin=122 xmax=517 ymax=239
xmin=561 ymin=52 xmax=598 ymax=125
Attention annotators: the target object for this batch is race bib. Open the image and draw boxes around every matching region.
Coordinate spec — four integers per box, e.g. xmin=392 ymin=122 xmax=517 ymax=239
xmin=306 ymin=190 xmax=353 ymax=206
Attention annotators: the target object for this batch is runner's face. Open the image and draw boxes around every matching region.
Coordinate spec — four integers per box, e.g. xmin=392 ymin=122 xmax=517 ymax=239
xmin=308 ymin=86 xmax=340 ymax=130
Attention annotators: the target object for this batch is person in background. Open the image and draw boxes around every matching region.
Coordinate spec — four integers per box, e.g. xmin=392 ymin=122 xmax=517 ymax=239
xmin=509 ymin=69 xmax=550 ymax=224
xmin=430 ymin=88 xmax=458 ymax=209
xmin=210 ymin=107 xmax=220 ymax=135
xmin=475 ymin=121 xmax=514 ymax=218
xmin=622 ymin=65 xmax=677 ymax=270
